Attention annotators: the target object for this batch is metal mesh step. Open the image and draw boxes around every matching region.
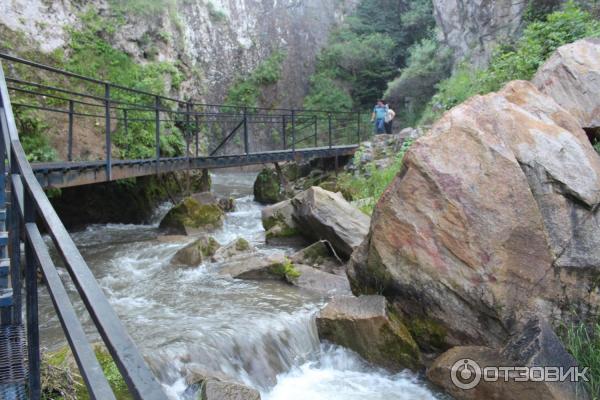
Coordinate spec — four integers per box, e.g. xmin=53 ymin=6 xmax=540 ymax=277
xmin=0 ymin=324 xmax=27 ymax=400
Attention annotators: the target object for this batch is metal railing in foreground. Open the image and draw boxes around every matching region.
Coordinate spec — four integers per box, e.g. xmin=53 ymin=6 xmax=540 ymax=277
xmin=0 ymin=63 xmax=168 ymax=399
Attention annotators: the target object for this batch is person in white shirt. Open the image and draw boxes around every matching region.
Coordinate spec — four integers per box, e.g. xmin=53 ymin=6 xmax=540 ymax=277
xmin=383 ymin=101 xmax=396 ymax=134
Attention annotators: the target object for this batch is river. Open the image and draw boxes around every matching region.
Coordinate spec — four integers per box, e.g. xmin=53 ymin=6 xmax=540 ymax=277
xmin=38 ymin=171 xmax=444 ymax=400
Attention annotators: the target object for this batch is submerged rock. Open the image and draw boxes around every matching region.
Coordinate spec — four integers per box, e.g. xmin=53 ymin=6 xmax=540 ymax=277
xmin=172 ymin=236 xmax=221 ymax=267
xmin=292 ymin=187 xmax=370 ymax=259
xmin=427 ymin=317 xmax=590 ymax=399
xmin=159 ymin=194 xmax=226 ymax=235
xmin=316 ymin=295 xmax=420 ymax=371
xmin=349 ymin=78 xmax=600 ymax=351
xmin=253 ymin=167 xmax=284 ymax=204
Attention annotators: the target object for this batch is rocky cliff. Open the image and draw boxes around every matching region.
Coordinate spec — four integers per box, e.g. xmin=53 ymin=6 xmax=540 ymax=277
xmin=0 ymin=0 xmax=357 ymax=106
xmin=432 ymin=0 xmax=529 ymax=67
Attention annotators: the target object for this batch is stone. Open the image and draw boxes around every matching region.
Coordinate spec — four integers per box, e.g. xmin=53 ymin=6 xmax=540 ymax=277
xmin=212 ymin=237 xmax=255 ymax=262
xmin=171 ymin=236 xmax=220 ymax=266
xmin=290 ymin=241 xmax=342 ymax=274
xmin=349 ymin=79 xmax=600 ymax=351
xmin=201 ymin=379 xmax=261 ymax=400
xmin=427 ymin=317 xmax=590 ymax=400
xmin=253 ymin=168 xmax=284 ymax=204
xmin=289 ymin=265 xmax=352 ymax=296
xmin=189 ymin=169 xmax=212 ymax=193
xmin=291 ymin=187 xmax=370 ymax=259
xmin=316 ymin=295 xmax=420 ymax=371
xmin=534 ymin=37 xmax=600 ymax=130
xmin=183 ymin=368 xmax=261 ymax=400
xmin=216 ymin=252 xmax=288 ymax=280
xmin=159 ymin=196 xmax=225 ymax=235
xmin=261 ymin=199 xmax=300 ymax=242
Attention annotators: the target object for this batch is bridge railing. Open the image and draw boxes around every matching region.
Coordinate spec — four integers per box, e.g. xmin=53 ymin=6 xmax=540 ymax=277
xmin=0 ymin=53 xmax=365 ymax=180
xmin=0 ymin=62 xmax=168 ymax=398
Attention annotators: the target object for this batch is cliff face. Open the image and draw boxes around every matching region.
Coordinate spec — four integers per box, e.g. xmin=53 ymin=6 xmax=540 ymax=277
xmin=0 ymin=0 xmax=357 ymax=106
xmin=432 ymin=0 xmax=528 ymax=67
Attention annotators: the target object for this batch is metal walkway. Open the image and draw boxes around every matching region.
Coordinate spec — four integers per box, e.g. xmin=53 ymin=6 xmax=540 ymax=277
xmin=1 ymin=54 xmax=361 ymax=190
xmin=0 ymin=54 xmax=363 ymax=399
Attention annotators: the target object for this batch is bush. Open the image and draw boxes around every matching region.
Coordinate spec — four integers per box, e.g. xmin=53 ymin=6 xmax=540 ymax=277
xmin=419 ymin=2 xmax=600 ymax=125
xmin=225 ymin=51 xmax=286 ymax=107
xmin=385 ymin=36 xmax=452 ymax=126
xmin=338 ymin=138 xmax=413 ymax=215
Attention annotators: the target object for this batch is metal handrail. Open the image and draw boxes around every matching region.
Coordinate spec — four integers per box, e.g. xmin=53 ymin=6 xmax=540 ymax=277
xmin=0 ymin=62 xmax=168 ymax=399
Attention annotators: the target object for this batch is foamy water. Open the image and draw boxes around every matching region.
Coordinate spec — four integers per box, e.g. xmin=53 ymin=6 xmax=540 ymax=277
xmin=38 ymin=171 xmax=444 ymax=399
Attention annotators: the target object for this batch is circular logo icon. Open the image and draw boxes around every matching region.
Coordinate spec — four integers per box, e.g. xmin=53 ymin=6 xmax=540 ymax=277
xmin=451 ymin=358 xmax=482 ymax=390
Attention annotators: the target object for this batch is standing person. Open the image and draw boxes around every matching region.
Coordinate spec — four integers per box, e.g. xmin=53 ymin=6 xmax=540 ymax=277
xmin=371 ymin=99 xmax=387 ymax=134
xmin=384 ymin=101 xmax=396 ymax=134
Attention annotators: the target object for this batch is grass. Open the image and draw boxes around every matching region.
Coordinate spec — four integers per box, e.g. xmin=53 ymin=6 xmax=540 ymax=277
xmin=562 ymin=322 xmax=600 ymax=398
xmin=337 ymin=138 xmax=413 ymax=215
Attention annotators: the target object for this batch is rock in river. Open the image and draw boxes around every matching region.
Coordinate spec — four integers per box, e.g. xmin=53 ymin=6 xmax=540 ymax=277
xmin=316 ymin=295 xmax=420 ymax=371
xmin=159 ymin=194 xmax=226 ymax=235
xmin=291 ymin=187 xmax=370 ymax=260
xmin=171 ymin=236 xmax=220 ymax=267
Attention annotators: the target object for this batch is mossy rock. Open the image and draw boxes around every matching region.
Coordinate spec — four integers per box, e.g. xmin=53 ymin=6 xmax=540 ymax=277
xmin=159 ymin=197 xmax=224 ymax=235
xmin=189 ymin=169 xmax=212 ymax=193
xmin=269 ymin=258 xmax=301 ymax=282
xmin=253 ymin=168 xmax=284 ymax=204
xmin=212 ymin=237 xmax=256 ymax=262
xmin=172 ymin=236 xmax=221 ymax=266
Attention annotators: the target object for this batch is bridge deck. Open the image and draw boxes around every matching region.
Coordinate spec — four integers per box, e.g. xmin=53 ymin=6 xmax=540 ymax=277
xmin=32 ymin=145 xmax=358 ymax=188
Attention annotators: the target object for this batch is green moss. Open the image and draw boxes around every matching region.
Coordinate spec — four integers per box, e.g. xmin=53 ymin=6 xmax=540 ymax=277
xmin=270 ymin=258 xmax=301 ymax=281
xmin=234 ymin=238 xmax=250 ymax=251
xmin=380 ymin=309 xmax=421 ymax=370
xmin=160 ymin=197 xmax=224 ymax=232
xmin=405 ymin=316 xmax=447 ymax=352
xmin=200 ymin=236 xmax=220 ymax=257
xmin=253 ymin=168 xmax=283 ymax=204
xmin=265 ymin=224 xmax=301 ymax=239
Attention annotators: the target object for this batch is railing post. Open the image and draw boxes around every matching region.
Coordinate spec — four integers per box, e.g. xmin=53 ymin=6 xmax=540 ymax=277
xmin=8 ymin=161 xmax=21 ymax=325
xmin=243 ymin=107 xmax=249 ymax=155
xmin=291 ymin=110 xmax=296 ymax=156
xmin=185 ymin=102 xmax=191 ymax=158
xmin=24 ymin=188 xmax=40 ymax=399
xmin=314 ymin=115 xmax=318 ymax=147
xmin=356 ymin=111 xmax=361 ymax=143
xmin=328 ymin=113 xmax=332 ymax=149
xmin=123 ymin=108 xmax=129 ymax=155
xmin=282 ymin=115 xmax=287 ymax=150
xmin=155 ymin=95 xmax=160 ymax=169
xmin=104 ymin=83 xmax=111 ymax=181
xmin=195 ymin=113 xmax=200 ymax=157
xmin=67 ymin=100 xmax=74 ymax=161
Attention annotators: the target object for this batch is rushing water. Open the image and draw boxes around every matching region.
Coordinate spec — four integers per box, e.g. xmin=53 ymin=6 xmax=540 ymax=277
xmin=38 ymin=171 xmax=443 ymax=400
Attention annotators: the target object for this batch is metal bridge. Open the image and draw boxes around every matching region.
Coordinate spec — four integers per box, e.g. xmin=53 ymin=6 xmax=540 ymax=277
xmin=0 ymin=54 xmax=362 ymax=399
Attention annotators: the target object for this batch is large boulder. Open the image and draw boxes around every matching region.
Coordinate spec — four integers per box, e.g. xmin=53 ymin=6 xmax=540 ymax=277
xmin=159 ymin=194 xmax=226 ymax=235
xmin=534 ymin=37 xmax=600 ymax=130
xmin=316 ymin=295 xmax=420 ymax=371
xmin=253 ymin=168 xmax=284 ymax=204
xmin=171 ymin=236 xmax=221 ymax=267
xmin=291 ymin=187 xmax=370 ymax=259
xmin=427 ymin=317 xmax=590 ymax=399
xmin=349 ymin=79 xmax=600 ymax=351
